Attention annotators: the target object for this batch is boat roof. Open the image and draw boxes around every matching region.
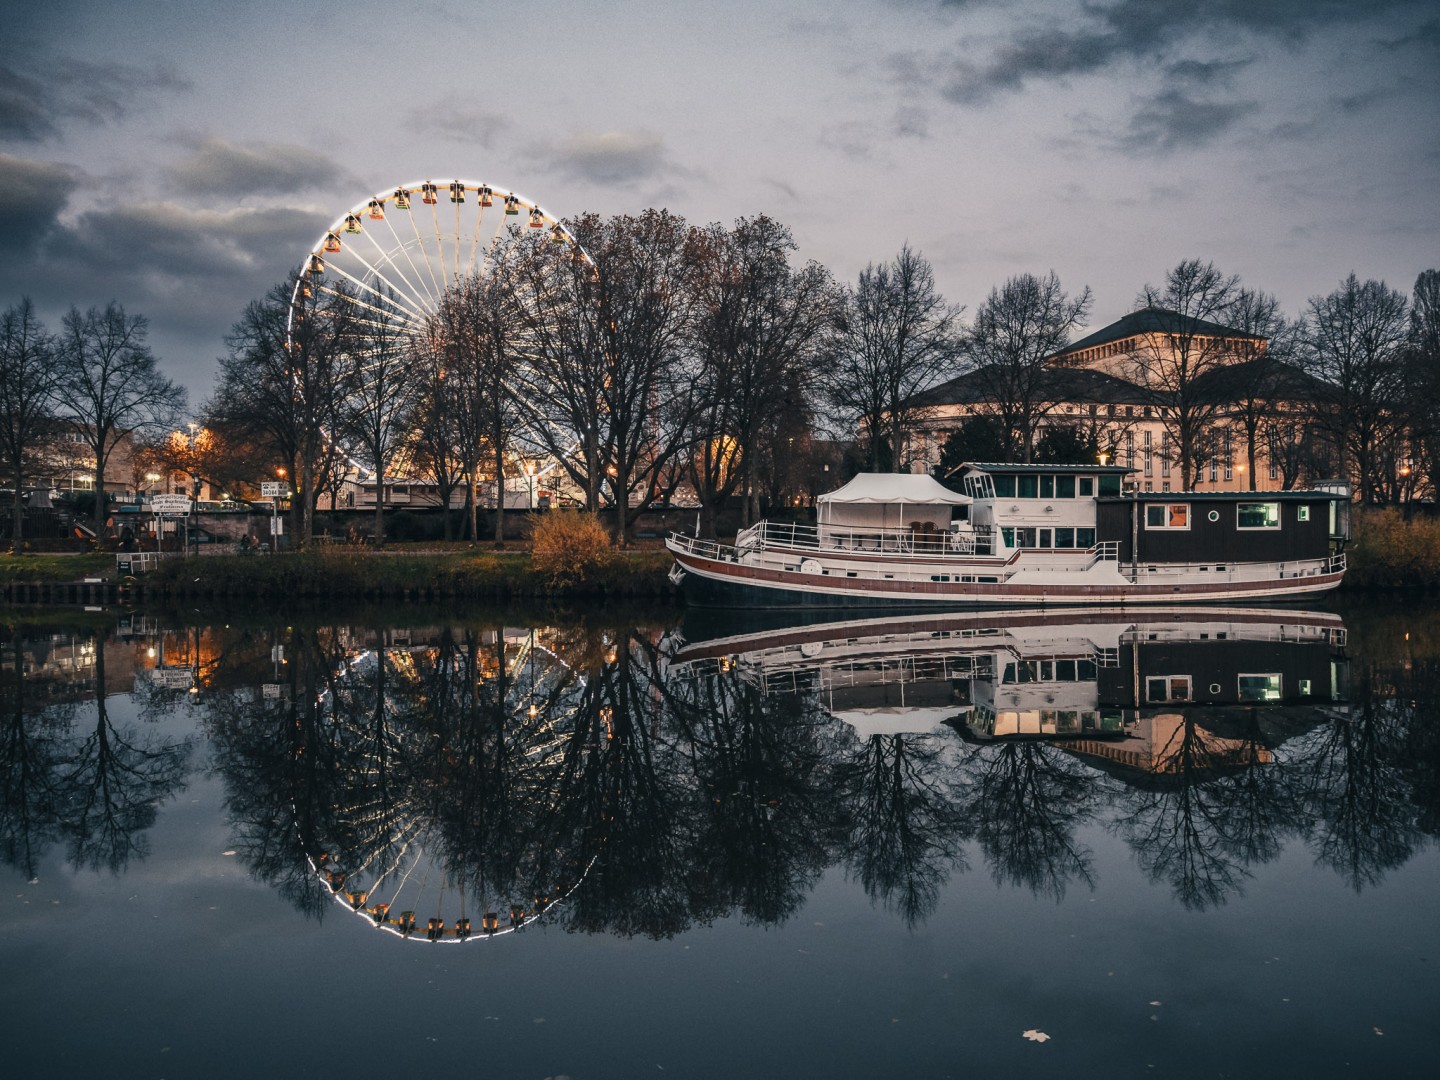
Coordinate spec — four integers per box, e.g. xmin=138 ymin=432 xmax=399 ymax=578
xmin=817 ymin=472 xmax=972 ymax=505
xmin=962 ymin=462 xmax=1136 ymax=475
xmin=1103 ymin=489 xmax=1344 ymax=501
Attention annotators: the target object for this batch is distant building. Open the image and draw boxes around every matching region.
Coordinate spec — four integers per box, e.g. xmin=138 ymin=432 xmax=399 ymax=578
xmin=904 ymin=306 xmax=1329 ymax=492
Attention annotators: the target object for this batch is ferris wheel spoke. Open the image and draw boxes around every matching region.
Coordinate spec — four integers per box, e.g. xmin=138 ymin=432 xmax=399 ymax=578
xmin=408 ymin=201 xmax=446 ymax=304
xmin=316 ymin=273 xmax=426 ymax=332
xmin=428 ymin=199 xmax=449 ymax=293
xmin=358 ymin=221 xmax=441 ymax=317
xmin=333 ymin=240 xmax=434 ymax=324
xmin=382 ymin=211 xmax=442 ymax=311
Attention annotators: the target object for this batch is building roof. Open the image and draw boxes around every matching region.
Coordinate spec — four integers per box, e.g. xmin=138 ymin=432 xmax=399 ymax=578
xmin=1055 ymin=306 xmax=1266 ymax=359
xmin=908 ymin=364 xmax=1154 ymax=409
xmin=1188 ymin=358 xmax=1330 ymax=405
xmin=963 ymin=462 xmax=1135 ymax=475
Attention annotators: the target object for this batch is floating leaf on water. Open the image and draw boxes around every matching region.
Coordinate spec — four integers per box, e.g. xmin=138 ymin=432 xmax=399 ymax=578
xmin=1022 ymin=1030 xmax=1051 ymax=1043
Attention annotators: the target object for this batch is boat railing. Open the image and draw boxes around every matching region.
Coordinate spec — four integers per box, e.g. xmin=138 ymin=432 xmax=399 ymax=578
xmin=667 ymin=533 xmax=739 ymax=562
xmin=751 ymin=520 xmax=996 ymax=556
xmin=1091 ymin=541 xmax=1120 ymax=564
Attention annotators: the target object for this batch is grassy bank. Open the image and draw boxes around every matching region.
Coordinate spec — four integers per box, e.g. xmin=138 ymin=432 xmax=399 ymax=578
xmin=1343 ymin=508 xmax=1440 ymax=590
xmin=137 ymin=547 xmax=679 ymax=602
xmin=0 ymin=553 xmax=113 ymax=582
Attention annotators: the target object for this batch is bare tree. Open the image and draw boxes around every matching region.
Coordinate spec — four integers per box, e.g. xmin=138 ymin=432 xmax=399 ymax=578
xmin=0 ymin=299 xmax=60 ymax=549
xmin=516 ymin=210 xmax=700 ymax=542
xmin=55 ymin=302 xmax=185 ymax=534
xmin=404 ymin=354 xmax=465 ymax=539
xmin=825 ymin=245 xmax=965 ymax=471
xmin=1301 ymin=273 xmax=1409 ymax=503
xmin=430 ymin=242 xmax=527 ymax=546
xmin=336 ymin=290 xmax=424 ymax=546
xmin=1405 ymin=269 xmax=1440 ymax=500
xmin=965 ymin=271 xmax=1091 ymax=463
xmin=686 ymin=215 xmax=835 ymax=531
xmin=208 ymin=277 xmax=348 ymax=546
xmin=1125 ymin=260 xmax=1244 ymax=489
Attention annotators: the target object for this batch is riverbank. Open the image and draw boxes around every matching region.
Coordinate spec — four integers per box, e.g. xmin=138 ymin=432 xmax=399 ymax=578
xmin=0 ymin=547 xmax=678 ymax=603
xmin=1343 ymin=507 xmax=1440 ymax=589
xmin=2 ymin=507 xmax=1439 ymax=601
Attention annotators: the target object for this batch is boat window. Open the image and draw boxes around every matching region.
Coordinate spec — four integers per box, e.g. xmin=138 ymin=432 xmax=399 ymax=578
xmin=1098 ymin=475 xmax=1122 ymax=496
xmin=1078 ymin=477 xmax=1095 ymax=497
xmin=1146 ymin=675 xmax=1192 ymax=703
xmin=1039 ymin=475 xmax=1055 ymax=498
xmin=1298 ymin=506 xmax=1310 ymax=522
xmin=1054 ymin=528 xmax=1075 ymax=548
xmin=1238 ymin=502 xmax=1281 ymax=529
xmin=1056 ymin=475 xmax=1076 ymax=498
xmin=1076 ymin=528 xmax=1096 ymax=547
xmin=1238 ymin=673 xmax=1282 ymax=702
xmin=1077 ymin=659 xmax=1097 ymax=680
xmin=993 ymin=475 xmax=1016 ymax=498
xmin=1056 ymin=659 xmax=1077 ymax=681
xmin=1144 ymin=503 xmax=1190 ymax=529
xmin=1018 ymin=475 xmax=1038 ymax=498
xmin=1001 ymin=527 xmax=1014 ymax=547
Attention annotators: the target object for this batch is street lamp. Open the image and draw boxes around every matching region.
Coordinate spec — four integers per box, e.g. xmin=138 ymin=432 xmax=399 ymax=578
xmin=526 ymin=463 xmax=536 ymax=509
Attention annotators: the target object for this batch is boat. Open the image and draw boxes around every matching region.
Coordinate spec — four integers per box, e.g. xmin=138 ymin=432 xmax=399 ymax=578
xmin=665 ymin=463 xmax=1350 ymax=608
xmin=669 ymin=605 xmax=1350 ymax=758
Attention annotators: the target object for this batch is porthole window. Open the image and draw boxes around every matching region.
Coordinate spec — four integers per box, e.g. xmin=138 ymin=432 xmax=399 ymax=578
xmin=1208 ymin=510 xmax=1220 ymax=522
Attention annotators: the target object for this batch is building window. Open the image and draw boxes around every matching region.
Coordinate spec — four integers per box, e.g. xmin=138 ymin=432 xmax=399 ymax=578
xmin=1126 ymin=431 xmax=1135 ymax=468
xmin=1144 ymin=430 xmax=1153 ymax=476
xmin=1146 ymin=676 xmax=1192 ymax=703
xmin=1237 ymin=502 xmax=1281 ymax=529
xmin=1145 ymin=503 xmax=1190 ymax=529
xmin=1238 ymin=674 xmax=1282 ymax=702
xmin=1161 ymin=432 xmax=1171 ymax=478
xmin=1224 ymin=429 xmax=1233 ymax=482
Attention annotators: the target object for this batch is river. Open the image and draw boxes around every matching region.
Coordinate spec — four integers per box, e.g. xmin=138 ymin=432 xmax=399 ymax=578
xmin=2 ymin=599 xmax=1437 ymax=1078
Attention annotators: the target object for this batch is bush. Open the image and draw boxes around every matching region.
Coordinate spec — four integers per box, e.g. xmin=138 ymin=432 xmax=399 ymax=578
xmin=530 ymin=510 xmax=615 ymax=587
xmin=1348 ymin=507 xmax=1440 ymax=588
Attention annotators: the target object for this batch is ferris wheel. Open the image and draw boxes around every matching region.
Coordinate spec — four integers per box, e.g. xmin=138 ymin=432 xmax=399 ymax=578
xmin=289 ymin=177 xmax=581 ymax=336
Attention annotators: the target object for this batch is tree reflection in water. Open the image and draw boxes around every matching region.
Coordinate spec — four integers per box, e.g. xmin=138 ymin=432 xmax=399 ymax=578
xmin=5 ymin=610 xmax=1439 ymax=934
xmin=0 ymin=627 xmax=191 ymax=878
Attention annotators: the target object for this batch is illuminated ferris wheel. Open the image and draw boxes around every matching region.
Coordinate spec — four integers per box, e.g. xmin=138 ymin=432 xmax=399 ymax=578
xmin=288 ymin=177 xmax=581 ymax=338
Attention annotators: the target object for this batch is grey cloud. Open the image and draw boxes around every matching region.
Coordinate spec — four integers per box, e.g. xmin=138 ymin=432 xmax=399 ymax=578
xmin=168 ymin=137 xmax=347 ymax=198
xmin=1118 ymin=90 xmax=1259 ymax=153
xmin=0 ymin=154 xmax=80 ymax=253
xmin=52 ymin=203 xmax=326 ymax=279
xmin=548 ymin=131 xmax=672 ymax=186
xmin=933 ymin=0 xmax=1425 ymax=104
xmin=405 ymin=105 xmax=509 ymax=147
xmin=0 ymin=68 xmax=57 ymax=142
xmin=0 ymin=58 xmax=189 ymax=144
xmin=1166 ymin=57 xmax=1252 ymax=86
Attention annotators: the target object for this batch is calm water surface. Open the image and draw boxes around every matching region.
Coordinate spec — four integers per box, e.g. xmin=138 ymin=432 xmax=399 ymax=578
xmin=2 ymin=601 xmax=1437 ymax=1079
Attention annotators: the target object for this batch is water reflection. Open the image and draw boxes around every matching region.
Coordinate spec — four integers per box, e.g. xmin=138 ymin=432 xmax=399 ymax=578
xmin=1 ymin=605 xmax=1437 ymax=935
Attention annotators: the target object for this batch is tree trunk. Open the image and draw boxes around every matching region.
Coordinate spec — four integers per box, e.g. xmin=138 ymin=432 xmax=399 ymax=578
xmin=373 ymin=474 xmax=386 ymax=548
xmin=492 ymin=440 xmax=505 ymax=548
xmin=11 ymin=462 xmax=24 ymax=551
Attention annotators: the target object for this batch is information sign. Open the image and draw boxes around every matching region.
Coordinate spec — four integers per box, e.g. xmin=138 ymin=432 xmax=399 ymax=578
xmin=150 ymin=494 xmax=193 ymax=515
xmin=260 ymin=482 xmax=290 ymax=498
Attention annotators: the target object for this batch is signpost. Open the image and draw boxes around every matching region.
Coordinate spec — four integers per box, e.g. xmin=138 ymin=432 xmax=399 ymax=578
xmin=260 ymin=482 xmax=290 ymax=552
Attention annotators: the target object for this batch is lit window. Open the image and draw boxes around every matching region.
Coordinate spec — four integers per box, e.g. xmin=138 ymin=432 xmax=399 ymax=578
xmin=1146 ymin=676 xmax=1191 ymax=703
xmin=1297 ymin=506 xmax=1310 ymax=522
xmin=1238 ymin=674 xmax=1282 ymax=702
xmin=1144 ymin=503 xmax=1190 ymax=529
xmin=1237 ymin=502 xmax=1280 ymax=529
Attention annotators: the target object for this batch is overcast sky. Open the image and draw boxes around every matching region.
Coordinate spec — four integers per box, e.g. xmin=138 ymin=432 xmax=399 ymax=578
xmin=2 ymin=0 xmax=1436 ymax=403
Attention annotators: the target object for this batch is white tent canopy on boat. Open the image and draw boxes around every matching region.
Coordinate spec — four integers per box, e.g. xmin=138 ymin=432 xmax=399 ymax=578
xmin=817 ymin=473 xmax=972 ymax=531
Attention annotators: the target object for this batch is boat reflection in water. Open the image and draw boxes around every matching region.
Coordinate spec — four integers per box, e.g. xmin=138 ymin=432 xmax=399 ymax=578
xmin=674 ymin=606 xmax=1348 ymax=755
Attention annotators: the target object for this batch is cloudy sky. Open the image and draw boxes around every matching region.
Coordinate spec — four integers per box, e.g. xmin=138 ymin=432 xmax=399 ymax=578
xmin=2 ymin=0 xmax=1436 ymax=401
